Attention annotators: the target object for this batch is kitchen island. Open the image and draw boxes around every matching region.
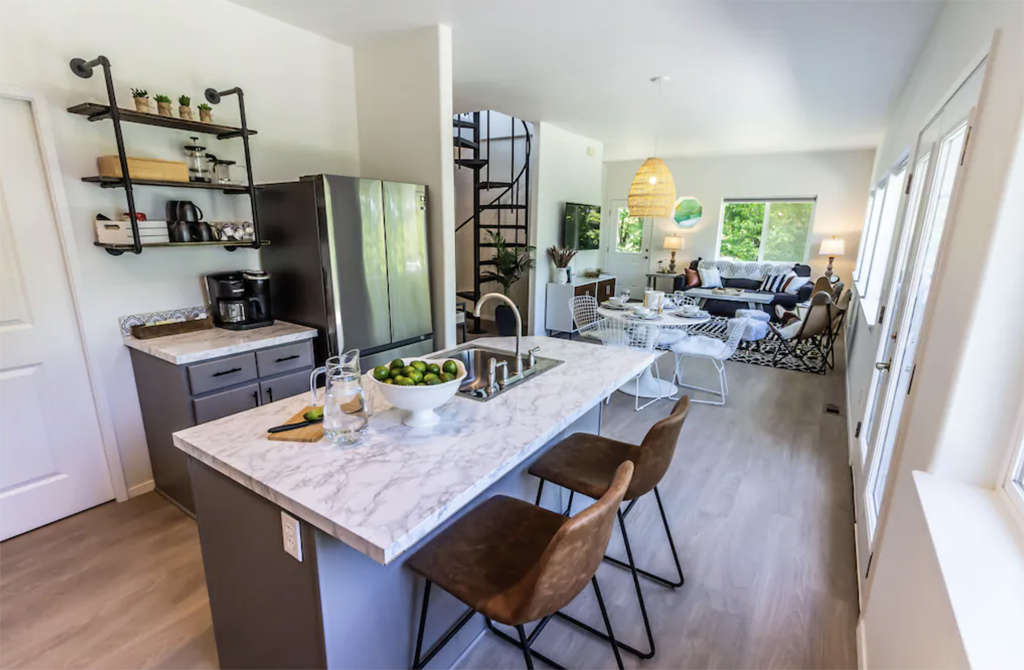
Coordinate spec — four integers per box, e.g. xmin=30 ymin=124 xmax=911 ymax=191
xmin=173 ymin=336 xmax=656 ymax=669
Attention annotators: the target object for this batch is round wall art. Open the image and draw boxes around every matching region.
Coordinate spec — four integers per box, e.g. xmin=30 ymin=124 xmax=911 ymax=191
xmin=673 ymin=196 xmax=702 ymax=228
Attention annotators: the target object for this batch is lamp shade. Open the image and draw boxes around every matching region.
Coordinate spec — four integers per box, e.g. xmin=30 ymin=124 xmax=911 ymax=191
xmin=628 ymin=158 xmax=676 ymax=217
xmin=819 ymin=237 xmax=846 ymax=256
xmin=662 ymin=236 xmax=683 ymax=250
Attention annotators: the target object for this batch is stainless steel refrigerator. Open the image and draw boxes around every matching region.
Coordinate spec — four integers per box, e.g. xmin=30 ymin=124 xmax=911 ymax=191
xmin=258 ymin=175 xmax=433 ymax=371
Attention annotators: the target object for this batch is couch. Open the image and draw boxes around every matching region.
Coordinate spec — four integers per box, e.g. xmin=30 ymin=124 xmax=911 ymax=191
xmin=673 ymin=258 xmax=813 ymax=320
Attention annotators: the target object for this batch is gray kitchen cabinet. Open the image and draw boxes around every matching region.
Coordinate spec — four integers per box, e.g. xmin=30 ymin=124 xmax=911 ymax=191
xmin=260 ymin=369 xmax=310 ymax=405
xmin=129 ymin=340 xmax=314 ymax=515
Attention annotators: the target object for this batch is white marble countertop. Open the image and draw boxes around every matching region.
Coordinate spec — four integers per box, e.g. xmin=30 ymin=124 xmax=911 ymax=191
xmin=124 ymin=321 xmax=317 ymax=365
xmin=172 ymin=336 xmax=656 ymax=565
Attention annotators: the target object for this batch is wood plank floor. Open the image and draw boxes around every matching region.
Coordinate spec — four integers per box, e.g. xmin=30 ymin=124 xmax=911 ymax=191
xmin=0 ymin=349 xmax=857 ymax=669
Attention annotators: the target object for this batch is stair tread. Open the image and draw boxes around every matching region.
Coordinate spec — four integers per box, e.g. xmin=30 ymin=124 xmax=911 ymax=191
xmin=478 ymin=181 xmax=513 ymax=190
xmin=479 ymin=242 xmax=528 ymax=247
xmin=480 ymin=203 xmax=526 ymax=210
xmin=456 ymin=290 xmax=478 ymax=300
xmin=455 ymin=158 xmax=488 ymax=169
xmin=454 ymin=137 xmax=478 ymax=150
xmin=453 ymin=119 xmax=475 ymax=129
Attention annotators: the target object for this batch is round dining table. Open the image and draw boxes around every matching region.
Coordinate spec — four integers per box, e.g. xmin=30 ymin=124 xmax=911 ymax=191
xmin=596 ymin=302 xmax=711 ymax=399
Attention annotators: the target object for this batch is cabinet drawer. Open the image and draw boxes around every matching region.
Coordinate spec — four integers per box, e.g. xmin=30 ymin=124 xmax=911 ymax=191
xmin=187 ymin=353 xmax=257 ymax=395
xmin=573 ymin=283 xmax=596 ymax=298
xmin=256 ymin=341 xmax=313 ymax=378
xmin=597 ymin=279 xmax=616 ymax=302
xmin=193 ymin=383 xmax=260 ymax=424
xmin=260 ymin=369 xmax=311 ymax=405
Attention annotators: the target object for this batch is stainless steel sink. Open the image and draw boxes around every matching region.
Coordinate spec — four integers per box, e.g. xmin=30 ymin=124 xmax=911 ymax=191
xmin=431 ymin=344 xmax=562 ymax=401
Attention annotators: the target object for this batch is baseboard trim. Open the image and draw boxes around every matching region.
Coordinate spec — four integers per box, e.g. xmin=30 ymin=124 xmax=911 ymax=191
xmin=857 ymin=619 xmax=868 ymax=670
xmin=127 ymin=479 xmax=155 ymax=498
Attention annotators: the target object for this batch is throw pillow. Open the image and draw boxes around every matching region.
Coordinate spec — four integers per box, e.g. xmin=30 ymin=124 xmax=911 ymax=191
xmin=685 ymin=268 xmax=701 ymax=288
xmin=759 ymin=273 xmax=789 ymax=293
xmin=782 ymin=274 xmax=811 ymax=295
xmin=698 ymin=267 xmax=722 ymax=288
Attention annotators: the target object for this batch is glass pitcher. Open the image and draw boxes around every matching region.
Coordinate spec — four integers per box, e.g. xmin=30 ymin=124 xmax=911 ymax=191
xmin=309 ymin=350 xmax=370 ymax=446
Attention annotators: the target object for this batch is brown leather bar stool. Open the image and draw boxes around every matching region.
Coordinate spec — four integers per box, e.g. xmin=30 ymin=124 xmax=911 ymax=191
xmin=407 ymin=462 xmax=634 ymax=670
xmin=527 ymin=396 xmax=690 ymax=660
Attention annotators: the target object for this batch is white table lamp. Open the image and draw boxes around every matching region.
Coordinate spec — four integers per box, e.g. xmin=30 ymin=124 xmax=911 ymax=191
xmin=818 ymin=236 xmax=845 ymax=280
xmin=663 ymin=235 xmax=683 ymax=273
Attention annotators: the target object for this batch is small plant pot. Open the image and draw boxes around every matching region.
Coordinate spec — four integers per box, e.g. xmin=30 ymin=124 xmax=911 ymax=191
xmin=199 ymin=108 xmax=213 ymax=123
xmin=179 ymin=106 xmax=193 ymax=121
xmin=133 ymin=97 xmax=150 ymax=113
xmin=555 ymin=267 xmax=569 ymax=284
xmin=157 ymin=101 xmax=172 ymax=117
xmin=494 ymin=304 xmax=518 ymax=337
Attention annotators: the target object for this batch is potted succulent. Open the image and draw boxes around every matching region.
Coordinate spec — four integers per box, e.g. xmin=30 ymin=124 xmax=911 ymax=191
xmin=480 ymin=231 xmax=535 ymax=336
xmin=547 ymin=246 xmax=577 ymax=284
xmin=198 ymin=102 xmax=213 ymax=123
xmin=154 ymin=94 xmax=172 ymax=117
xmin=131 ymin=88 xmax=149 ymax=113
xmin=178 ymin=95 xmax=192 ymax=120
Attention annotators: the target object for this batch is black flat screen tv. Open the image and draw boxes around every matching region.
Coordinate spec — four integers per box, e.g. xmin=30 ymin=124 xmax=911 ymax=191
xmin=563 ymin=202 xmax=600 ymax=251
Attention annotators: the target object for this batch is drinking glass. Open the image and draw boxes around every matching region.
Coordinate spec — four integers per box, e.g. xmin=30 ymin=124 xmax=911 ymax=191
xmin=619 ymin=288 xmax=631 ymax=303
xmin=309 ymin=350 xmax=370 ymax=447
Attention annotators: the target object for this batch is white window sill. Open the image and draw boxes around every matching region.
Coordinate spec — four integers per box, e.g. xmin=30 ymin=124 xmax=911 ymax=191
xmin=858 ymin=295 xmax=881 ymax=327
xmin=914 ymin=471 xmax=1024 ymax=670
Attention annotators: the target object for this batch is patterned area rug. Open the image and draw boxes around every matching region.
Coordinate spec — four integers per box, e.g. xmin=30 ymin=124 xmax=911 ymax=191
xmin=686 ymin=317 xmax=828 ymax=375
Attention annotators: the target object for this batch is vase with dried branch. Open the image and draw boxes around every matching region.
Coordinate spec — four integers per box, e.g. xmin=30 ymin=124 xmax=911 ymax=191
xmin=547 ymin=246 xmax=577 ymax=284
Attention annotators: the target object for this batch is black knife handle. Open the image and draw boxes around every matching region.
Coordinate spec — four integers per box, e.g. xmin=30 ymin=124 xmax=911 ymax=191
xmin=267 ymin=420 xmax=313 ymax=434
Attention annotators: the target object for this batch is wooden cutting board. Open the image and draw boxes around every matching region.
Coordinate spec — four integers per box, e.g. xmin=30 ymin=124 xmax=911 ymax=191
xmin=267 ymin=406 xmax=324 ymax=443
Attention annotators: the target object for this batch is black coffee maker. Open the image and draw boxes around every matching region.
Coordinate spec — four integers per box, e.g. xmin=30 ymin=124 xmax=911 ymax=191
xmin=206 ymin=271 xmax=274 ymax=330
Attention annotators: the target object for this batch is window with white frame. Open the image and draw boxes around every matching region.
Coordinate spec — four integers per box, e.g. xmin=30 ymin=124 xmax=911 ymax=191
xmin=717 ymin=199 xmax=815 ymax=263
xmin=854 ymin=164 xmax=908 ymax=324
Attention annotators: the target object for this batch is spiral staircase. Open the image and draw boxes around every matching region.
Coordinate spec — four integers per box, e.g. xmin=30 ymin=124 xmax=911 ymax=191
xmin=453 ymin=111 xmax=532 ymax=332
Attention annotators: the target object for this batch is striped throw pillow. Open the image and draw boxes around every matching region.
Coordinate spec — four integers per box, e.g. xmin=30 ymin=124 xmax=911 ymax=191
xmin=759 ymin=273 xmax=789 ymax=293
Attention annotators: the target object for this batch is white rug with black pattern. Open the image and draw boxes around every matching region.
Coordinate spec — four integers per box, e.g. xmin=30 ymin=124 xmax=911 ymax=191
xmin=686 ymin=317 xmax=828 ymax=375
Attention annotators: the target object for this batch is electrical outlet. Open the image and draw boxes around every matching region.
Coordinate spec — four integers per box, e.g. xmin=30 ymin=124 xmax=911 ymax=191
xmin=281 ymin=511 xmax=302 ymax=562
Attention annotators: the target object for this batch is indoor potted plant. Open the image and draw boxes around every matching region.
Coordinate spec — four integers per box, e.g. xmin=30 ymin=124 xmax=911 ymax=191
xmin=480 ymin=231 xmax=535 ymax=336
xmin=154 ymin=94 xmax=172 ymax=117
xmin=178 ymin=95 xmax=192 ymax=120
xmin=131 ymin=88 xmax=149 ymax=113
xmin=198 ymin=102 xmax=213 ymax=123
xmin=547 ymin=246 xmax=577 ymax=284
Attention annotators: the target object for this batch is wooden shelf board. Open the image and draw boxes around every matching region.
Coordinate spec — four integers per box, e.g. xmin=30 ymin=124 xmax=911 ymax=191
xmin=68 ymin=102 xmax=256 ymax=138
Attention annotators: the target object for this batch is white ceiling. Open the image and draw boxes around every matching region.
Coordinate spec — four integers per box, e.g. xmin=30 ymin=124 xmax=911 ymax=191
xmin=236 ymin=0 xmax=942 ymax=161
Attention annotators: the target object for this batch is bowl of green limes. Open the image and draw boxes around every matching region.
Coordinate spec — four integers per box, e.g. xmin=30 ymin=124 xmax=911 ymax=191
xmin=368 ymin=357 xmax=467 ymax=427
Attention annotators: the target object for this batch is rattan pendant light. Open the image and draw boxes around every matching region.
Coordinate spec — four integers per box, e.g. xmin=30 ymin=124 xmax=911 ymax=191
xmin=628 ymin=77 xmax=676 ymax=218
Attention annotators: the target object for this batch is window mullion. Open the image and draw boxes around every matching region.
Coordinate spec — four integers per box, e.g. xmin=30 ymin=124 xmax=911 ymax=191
xmin=758 ymin=202 xmax=771 ymax=262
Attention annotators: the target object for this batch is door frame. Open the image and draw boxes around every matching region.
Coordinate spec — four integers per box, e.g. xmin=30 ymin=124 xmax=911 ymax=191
xmin=1 ymin=85 xmax=127 ymax=501
xmin=856 ymin=43 xmax=992 ymax=608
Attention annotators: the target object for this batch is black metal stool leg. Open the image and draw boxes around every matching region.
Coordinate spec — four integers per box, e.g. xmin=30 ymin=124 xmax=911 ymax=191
xmin=603 ymin=489 xmax=685 ymax=588
xmin=592 ymin=576 xmax=625 ymax=670
xmin=516 ymin=625 xmax=535 ymax=670
xmin=484 ymin=618 xmax=566 ymax=670
xmin=554 ymin=509 xmax=656 ymax=659
xmin=413 ymin=580 xmax=431 ymax=669
xmin=534 ymin=478 xmax=545 ymax=506
xmin=563 ymin=490 xmax=575 ymax=516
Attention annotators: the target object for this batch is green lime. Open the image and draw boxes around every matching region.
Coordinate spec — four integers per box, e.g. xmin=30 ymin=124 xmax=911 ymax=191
xmin=389 ymin=358 xmax=405 ymax=370
xmin=402 ymin=366 xmax=416 ymax=376
xmin=416 ymin=382 xmax=426 ymax=386
xmin=442 ymin=360 xmax=458 ymax=376
xmin=383 ymin=378 xmax=394 ymax=385
xmin=411 ymin=360 xmax=427 ymax=373
xmin=422 ymin=373 xmax=439 ymax=384
xmin=389 ymin=367 xmax=403 ymax=379
xmin=439 ymin=372 xmax=454 ymax=383
xmin=407 ymin=370 xmax=424 ymax=383
xmin=373 ymin=365 xmax=390 ymax=381
xmin=426 ymin=363 xmax=441 ymax=376
xmin=303 ymin=407 xmax=324 ymax=421
xmin=395 ymin=376 xmax=414 ymax=386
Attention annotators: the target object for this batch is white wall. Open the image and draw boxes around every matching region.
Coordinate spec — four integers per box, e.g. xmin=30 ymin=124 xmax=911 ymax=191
xmin=0 ymin=0 xmax=360 ymax=494
xmin=527 ymin=123 xmax=603 ymax=335
xmin=354 ymin=25 xmax=455 ymax=350
xmin=853 ymin=1 xmax=1024 ymax=667
xmin=603 ymin=149 xmax=875 ymax=280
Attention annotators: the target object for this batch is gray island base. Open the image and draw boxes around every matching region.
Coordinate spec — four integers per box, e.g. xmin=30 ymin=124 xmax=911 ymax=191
xmin=173 ymin=337 xmax=656 ymax=669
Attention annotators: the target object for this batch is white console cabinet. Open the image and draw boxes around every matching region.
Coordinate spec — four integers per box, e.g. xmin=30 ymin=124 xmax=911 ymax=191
xmin=545 ymin=274 xmax=616 ymax=335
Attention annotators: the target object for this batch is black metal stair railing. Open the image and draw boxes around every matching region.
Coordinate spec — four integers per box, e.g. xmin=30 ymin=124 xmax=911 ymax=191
xmin=453 ymin=110 xmax=532 ymax=332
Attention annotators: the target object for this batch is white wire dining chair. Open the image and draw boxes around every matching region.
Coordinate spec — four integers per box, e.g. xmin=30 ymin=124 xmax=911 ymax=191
xmin=569 ymin=295 xmax=603 ymax=342
xmin=672 ymin=291 xmax=698 ymax=307
xmin=600 ymin=319 xmax=665 ymax=411
xmin=668 ymin=317 xmax=749 ymax=405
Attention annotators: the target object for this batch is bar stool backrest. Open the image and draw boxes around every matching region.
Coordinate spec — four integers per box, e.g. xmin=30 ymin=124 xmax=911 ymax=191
xmin=628 ymin=396 xmax=691 ymax=498
xmin=511 ymin=461 xmax=634 ymax=624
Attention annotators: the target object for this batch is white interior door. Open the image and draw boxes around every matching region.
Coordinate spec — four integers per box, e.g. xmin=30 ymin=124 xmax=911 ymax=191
xmin=603 ymin=199 xmax=652 ymax=298
xmin=852 ymin=61 xmax=984 ymax=586
xmin=0 ymin=94 xmax=115 ymax=540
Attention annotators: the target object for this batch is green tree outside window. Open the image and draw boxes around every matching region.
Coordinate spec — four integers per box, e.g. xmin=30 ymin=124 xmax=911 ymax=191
xmin=616 ymin=208 xmax=644 ymax=253
xmin=719 ymin=201 xmax=813 ymax=262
